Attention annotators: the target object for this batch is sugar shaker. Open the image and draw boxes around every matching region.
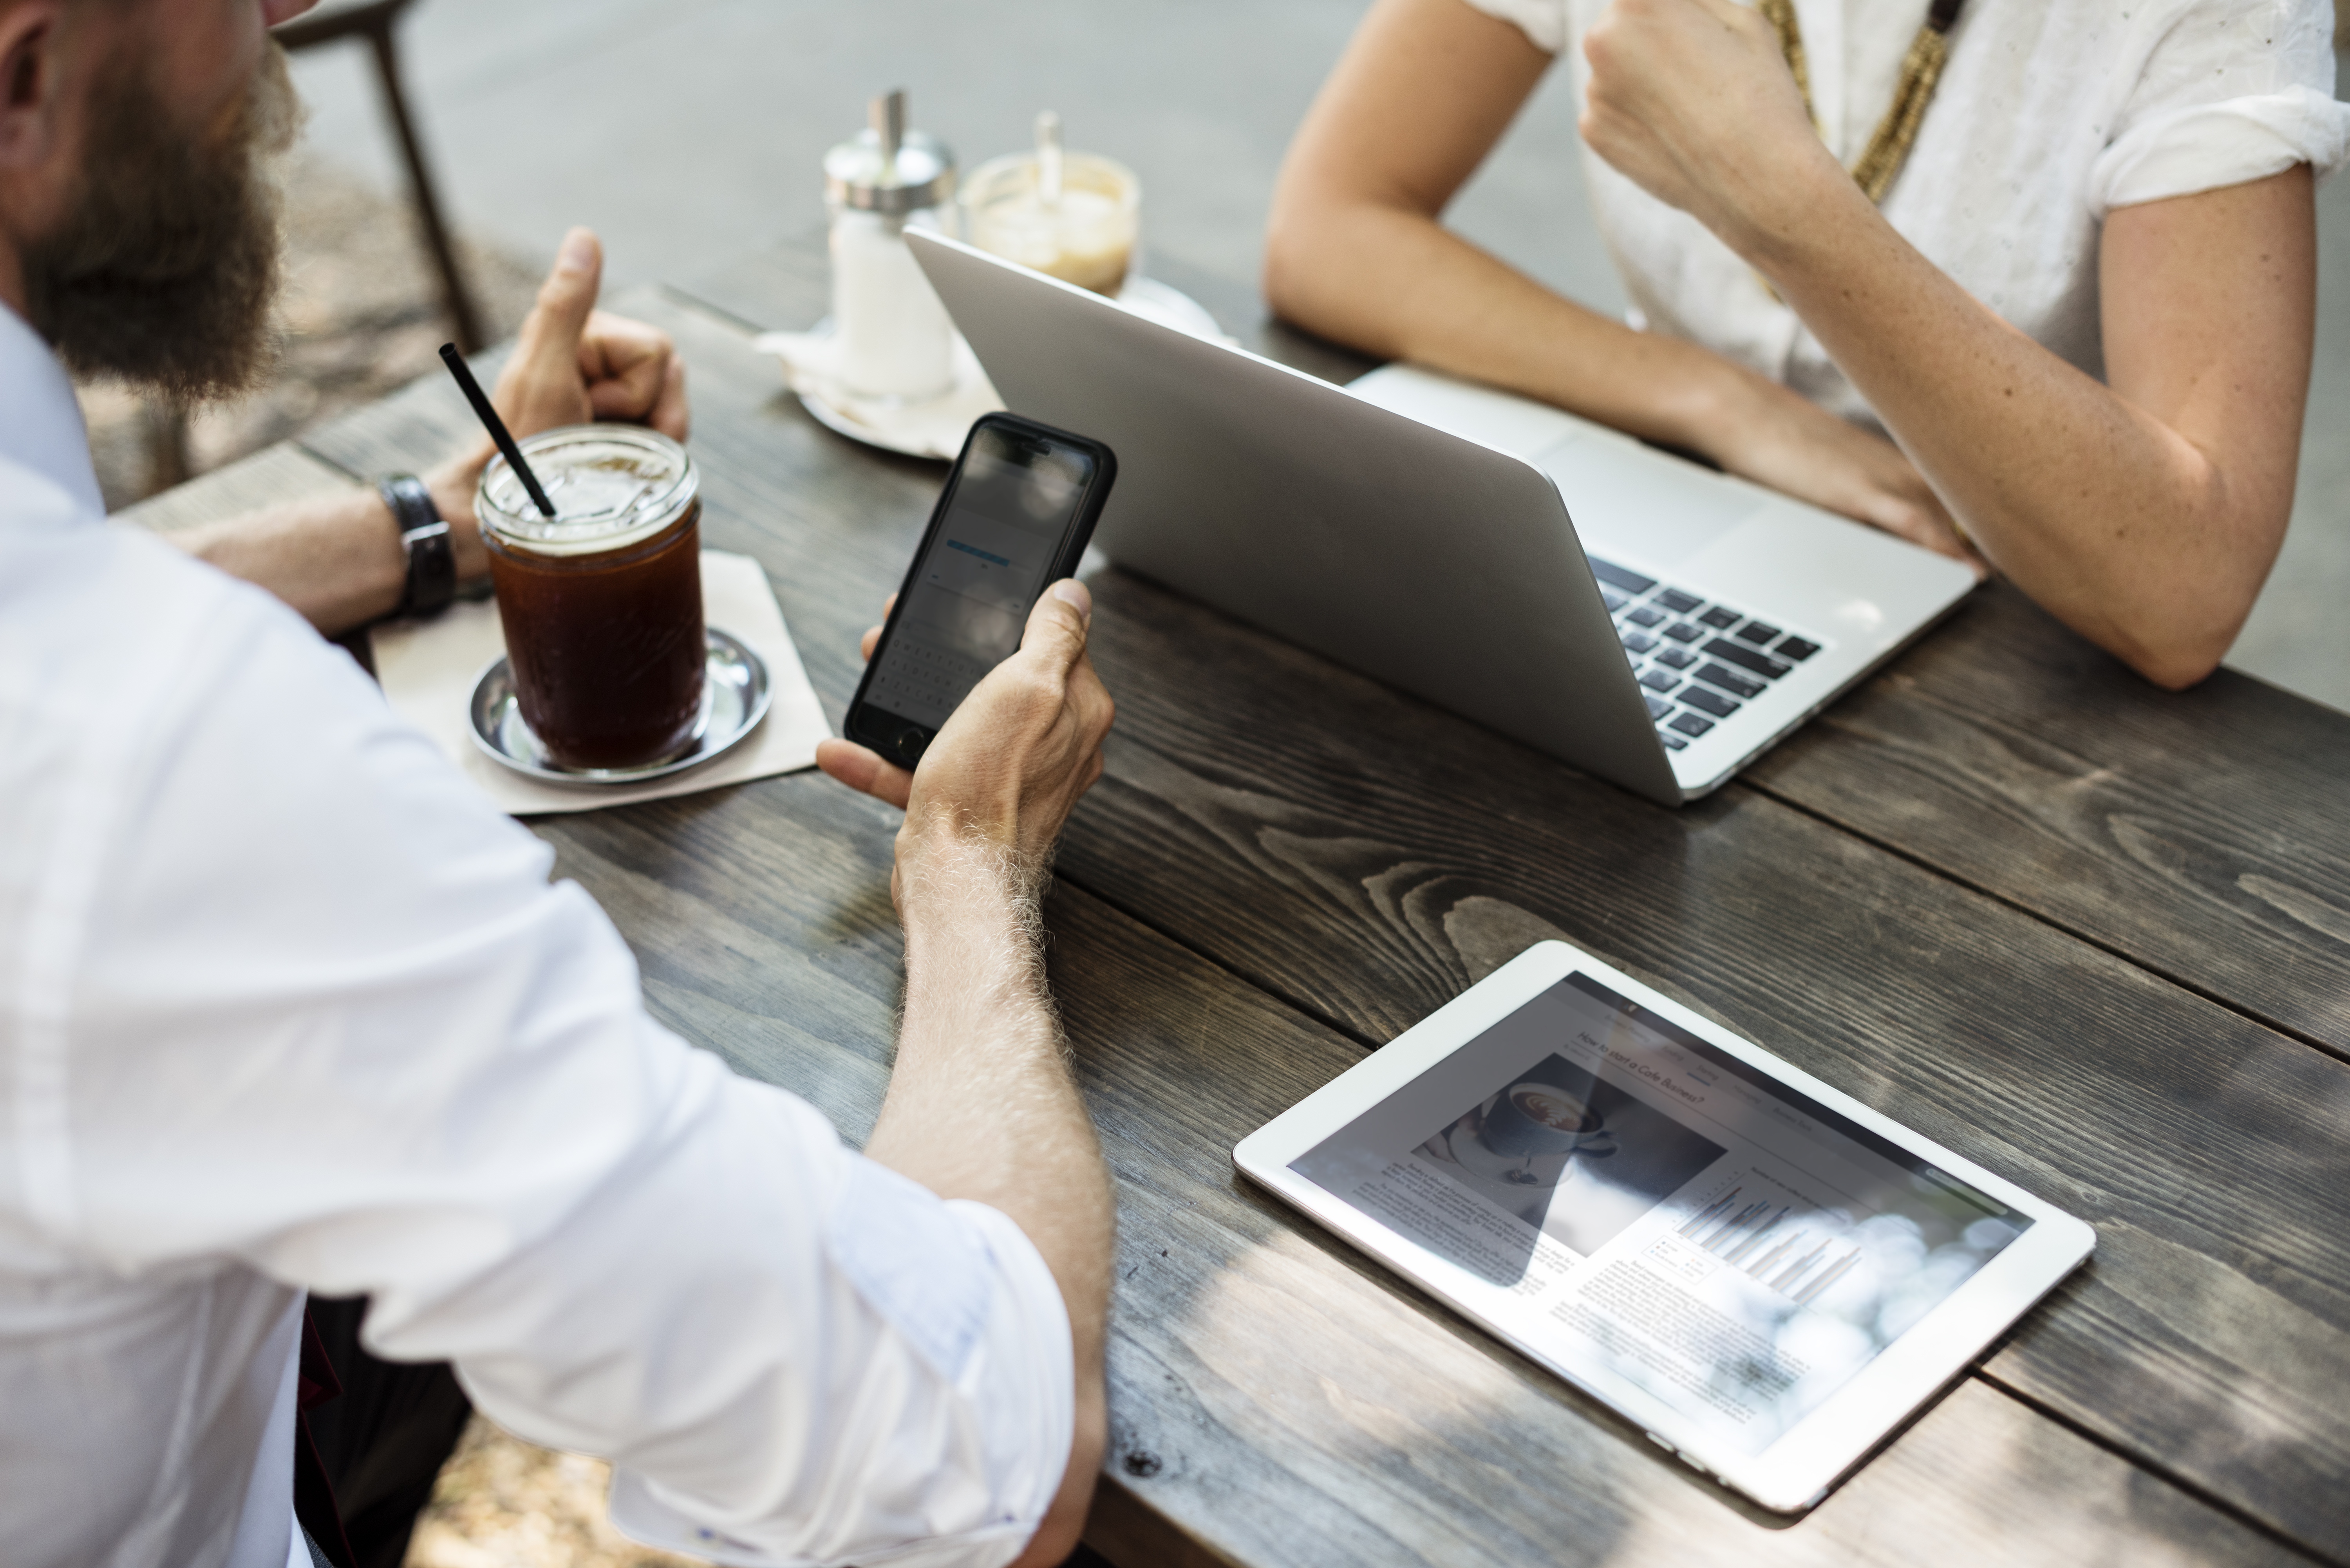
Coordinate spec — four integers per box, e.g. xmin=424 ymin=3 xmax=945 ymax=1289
xmin=824 ymin=89 xmax=957 ymax=402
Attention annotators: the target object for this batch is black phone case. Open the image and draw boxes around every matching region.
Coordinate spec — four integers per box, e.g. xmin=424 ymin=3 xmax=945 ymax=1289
xmin=844 ymin=413 xmax=1118 ymax=770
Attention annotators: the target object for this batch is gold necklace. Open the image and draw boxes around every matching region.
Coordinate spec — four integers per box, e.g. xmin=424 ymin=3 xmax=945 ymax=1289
xmin=1758 ymin=0 xmax=1967 ymax=203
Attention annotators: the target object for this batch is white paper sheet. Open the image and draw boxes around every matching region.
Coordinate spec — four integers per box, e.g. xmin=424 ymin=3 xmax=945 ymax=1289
xmin=372 ymin=550 xmax=832 ymax=817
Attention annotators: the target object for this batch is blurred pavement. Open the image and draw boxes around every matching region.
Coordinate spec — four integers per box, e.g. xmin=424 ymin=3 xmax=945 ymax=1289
xmin=286 ymin=2 xmax=2349 ymax=711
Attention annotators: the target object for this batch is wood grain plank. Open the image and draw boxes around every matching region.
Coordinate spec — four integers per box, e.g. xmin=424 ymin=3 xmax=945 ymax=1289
xmin=291 ymin=341 xmax=512 ymax=483
xmin=307 ymin=282 xmax=2350 ymax=1560
xmin=662 ymin=235 xmax=830 ymax=336
xmin=114 ymin=441 xmax=356 ymax=533
xmin=1061 ymin=567 xmax=2350 ymax=1560
xmin=665 ymin=239 xmax=2350 ymax=1057
xmin=1744 ymin=584 xmax=2350 ymax=1053
xmin=528 ymin=758 xmax=2304 ymax=1568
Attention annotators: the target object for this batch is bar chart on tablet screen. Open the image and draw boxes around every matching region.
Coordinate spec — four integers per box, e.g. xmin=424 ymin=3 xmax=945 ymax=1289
xmin=1679 ymin=1183 xmax=1862 ymax=1305
xmin=1664 ymin=1167 xmax=1874 ymax=1308
xmin=1656 ymin=1159 xmax=2027 ymax=1331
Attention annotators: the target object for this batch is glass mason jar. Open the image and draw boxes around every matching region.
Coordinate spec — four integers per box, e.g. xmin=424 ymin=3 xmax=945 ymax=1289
xmin=476 ymin=426 xmax=706 ymax=770
xmin=962 ymin=148 xmax=1140 ymax=297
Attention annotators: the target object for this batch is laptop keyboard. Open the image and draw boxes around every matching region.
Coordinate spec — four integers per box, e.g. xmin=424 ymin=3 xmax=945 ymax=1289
xmin=1589 ymin=557 xmax=1822 ymax=752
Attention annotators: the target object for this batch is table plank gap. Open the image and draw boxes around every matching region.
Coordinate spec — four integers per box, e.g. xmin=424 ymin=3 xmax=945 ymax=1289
xmin=1059 ymin=833 xmax=2350 ymax=1564
xmin=1034 ymin=861 xmax=2342 ymax=1563
xmin=1051 ymin=863 xmax=1389 ymax=1054
xmin=1057 ymin=571 xmax=2350 ymax=1555
xmin=651 ymin=278 xmax=781 ymax=339
xmin=661 ymin=241 xmax=2350 ymax=1061
xmin=116 ymin=442 xmax=358 ymax=531
xmin=533 ymin=784 xmax=2309 ymax=1566
xmin=1038 ymin=849 xmax=2339 ymax=1561
xmin=1974 ymin=1367 xmax=2343 ymax=1567
xmin=1747 ymin=777 xmax=2350 ymax=1070
xmin=1744 ymin=585 xmax=2350 ymax=1052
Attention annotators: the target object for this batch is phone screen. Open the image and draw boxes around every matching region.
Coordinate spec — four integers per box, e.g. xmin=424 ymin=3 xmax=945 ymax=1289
xmin=861 ymin=423 xmax=1099 ymax=734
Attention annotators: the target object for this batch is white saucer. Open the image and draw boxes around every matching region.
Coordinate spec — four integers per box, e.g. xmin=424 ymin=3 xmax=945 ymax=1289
xmin=764 ymin=329 xmax=1003 ymax=461
xmin=755 ymin=275 xmax=1233 ymax=461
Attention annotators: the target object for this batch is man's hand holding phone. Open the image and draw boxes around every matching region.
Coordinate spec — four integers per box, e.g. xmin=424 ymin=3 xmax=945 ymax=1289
xmin=817 ymin=579 xmax=1115 ymax=896
xmin=815 ymin=420 xmax=1123 ymax=1565
xmin=823 ymin=575 xmax=1120 ymax=1568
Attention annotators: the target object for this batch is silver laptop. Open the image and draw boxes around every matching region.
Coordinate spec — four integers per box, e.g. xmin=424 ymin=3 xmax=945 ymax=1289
xmin=909 ymin=232 xmax=1976 ymax=806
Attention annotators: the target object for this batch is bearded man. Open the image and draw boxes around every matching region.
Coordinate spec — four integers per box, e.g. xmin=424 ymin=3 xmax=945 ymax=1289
xmin=0 ymin=5 xmax=1115 ymax=1568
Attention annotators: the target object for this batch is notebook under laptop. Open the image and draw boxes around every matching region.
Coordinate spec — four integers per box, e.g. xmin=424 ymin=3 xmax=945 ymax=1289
xmin=908 ymin=231 xmax=1976 ymax=806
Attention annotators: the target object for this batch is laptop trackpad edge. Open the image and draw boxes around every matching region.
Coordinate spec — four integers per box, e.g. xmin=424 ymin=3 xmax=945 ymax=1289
xmin=1544 ymin=439 xmax=1761 ymax=564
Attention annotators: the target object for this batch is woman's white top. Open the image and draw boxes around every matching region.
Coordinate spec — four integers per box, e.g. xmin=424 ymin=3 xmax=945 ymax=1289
xmin=0 ymin=298 xmax=1071 ymax=1568
xmin=1464 ymin=0 xmax=2350 ymax=426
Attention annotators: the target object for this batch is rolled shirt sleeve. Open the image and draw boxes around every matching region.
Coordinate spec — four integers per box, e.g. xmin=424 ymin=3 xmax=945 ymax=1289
xmin=608 ymin=1185 xmax=1072 ymax=1568
xmin=1459 ymin=0 xmax=1569 ymax=54
xmin=58 ymin=544 xmax=1072 ymax=1568
xmin=2089 ymin=0 xmax=2350 ymax=214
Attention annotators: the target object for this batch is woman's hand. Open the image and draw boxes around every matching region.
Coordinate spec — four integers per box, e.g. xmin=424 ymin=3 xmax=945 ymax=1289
xmin=1576 ymin=1 xmax=1986 ymax=567
xmin=1705 ymin=370 xmax=1985 ymax=571
xmin=1579 ymin=0 xmax=1841 ymax=252
xmin=1280 ymin=0 xmax=2311 ymax=686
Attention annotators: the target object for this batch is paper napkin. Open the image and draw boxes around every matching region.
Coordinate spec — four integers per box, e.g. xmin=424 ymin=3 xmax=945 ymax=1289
xmin=372 ymin=550 xmax=832 ymax=816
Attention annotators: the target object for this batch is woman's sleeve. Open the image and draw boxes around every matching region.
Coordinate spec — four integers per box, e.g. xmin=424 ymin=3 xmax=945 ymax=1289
xmin=2089 ymin=0 xmax=2350 ymax=215
xmin=1458 ymin=0 xmax=1571 ymax=55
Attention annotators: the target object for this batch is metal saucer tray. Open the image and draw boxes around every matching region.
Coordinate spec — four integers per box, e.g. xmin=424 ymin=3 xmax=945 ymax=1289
xmin=468 ymin=627 xmax=771 ymax=786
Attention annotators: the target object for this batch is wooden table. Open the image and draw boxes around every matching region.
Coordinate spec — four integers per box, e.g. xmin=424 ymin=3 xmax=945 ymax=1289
xmin=131 ymin=237 xmax=2350 ymax=1568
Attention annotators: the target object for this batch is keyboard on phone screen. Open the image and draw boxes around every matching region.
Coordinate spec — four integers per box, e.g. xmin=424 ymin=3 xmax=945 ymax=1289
xmin=869 ymin=638 xmax=996 ymax=726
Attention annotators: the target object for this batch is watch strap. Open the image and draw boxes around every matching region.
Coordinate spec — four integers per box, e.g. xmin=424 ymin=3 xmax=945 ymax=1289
xmin=378 ymin=473 xmax=455 ymax=620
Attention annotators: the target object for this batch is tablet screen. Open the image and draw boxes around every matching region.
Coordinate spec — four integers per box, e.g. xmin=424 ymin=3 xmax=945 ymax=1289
xmin=1289 ymin=971 xmax=2032 ymax=1456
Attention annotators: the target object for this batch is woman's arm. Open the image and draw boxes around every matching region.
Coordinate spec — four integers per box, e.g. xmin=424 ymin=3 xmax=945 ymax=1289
xmin=1265 ymin=0 xmax=1975 ymax=560
xmin=1579 ymin=0 xmax=2315 ymax=687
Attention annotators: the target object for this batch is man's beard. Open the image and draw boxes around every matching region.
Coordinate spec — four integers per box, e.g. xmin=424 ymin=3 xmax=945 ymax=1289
xmin=22 ymin=41 xmax=299 ymax=403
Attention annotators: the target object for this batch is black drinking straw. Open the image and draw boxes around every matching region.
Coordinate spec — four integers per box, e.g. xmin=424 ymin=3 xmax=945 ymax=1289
xmin=438 ymin=342 xmax=556 ymax=518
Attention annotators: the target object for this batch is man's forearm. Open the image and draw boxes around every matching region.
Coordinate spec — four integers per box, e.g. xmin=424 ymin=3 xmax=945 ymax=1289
xmin=168 ymin=450 xmax=489 ymax=635
xmin=865 ymin=839 xmax=1113 ymax=1326
xmin=863 ymin=838 xmax=1112 ymax=1568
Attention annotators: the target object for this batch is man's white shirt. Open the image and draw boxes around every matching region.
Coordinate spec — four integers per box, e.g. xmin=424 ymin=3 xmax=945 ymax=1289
xmin=0 ymin=304 xmax=1072 ymax=1568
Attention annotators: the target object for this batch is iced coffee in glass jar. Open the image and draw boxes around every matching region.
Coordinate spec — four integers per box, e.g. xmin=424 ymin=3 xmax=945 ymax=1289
xmin=476 ymin=426 xmax=705 ymax=770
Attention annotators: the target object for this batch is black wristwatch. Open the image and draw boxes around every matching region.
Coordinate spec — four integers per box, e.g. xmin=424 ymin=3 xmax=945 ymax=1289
xmin=378 ymin=473 xmax=456 ymax=620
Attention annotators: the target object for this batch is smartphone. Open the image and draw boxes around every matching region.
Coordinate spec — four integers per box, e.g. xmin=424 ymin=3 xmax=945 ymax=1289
xmin=845 ymin=413 xmax=1118 ymax=769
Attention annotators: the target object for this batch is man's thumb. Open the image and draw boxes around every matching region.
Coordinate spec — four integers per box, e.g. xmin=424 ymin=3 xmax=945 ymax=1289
xmin=1020 ymin=579 xmax=1092 ymax=670
xmin=524 ymin=228 xmax=602 ymax=351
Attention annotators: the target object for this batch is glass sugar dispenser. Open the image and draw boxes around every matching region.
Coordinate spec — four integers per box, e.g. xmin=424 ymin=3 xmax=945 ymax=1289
xmin=824 ymin=89 xmax=959 ymax=403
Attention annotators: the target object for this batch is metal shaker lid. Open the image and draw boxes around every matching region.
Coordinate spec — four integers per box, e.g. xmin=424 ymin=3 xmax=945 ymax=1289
xmin=825 ymin=89 xmax=955 ymax=214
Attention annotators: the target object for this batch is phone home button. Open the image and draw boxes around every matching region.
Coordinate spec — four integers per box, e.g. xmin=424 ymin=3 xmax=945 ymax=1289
xmin=898 ymin=726 xmax=929 ymax=761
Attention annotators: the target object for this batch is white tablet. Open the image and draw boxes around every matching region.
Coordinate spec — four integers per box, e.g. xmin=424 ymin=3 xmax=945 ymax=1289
xmin=1234 ymin=940 xmax=2094 ymax=1512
